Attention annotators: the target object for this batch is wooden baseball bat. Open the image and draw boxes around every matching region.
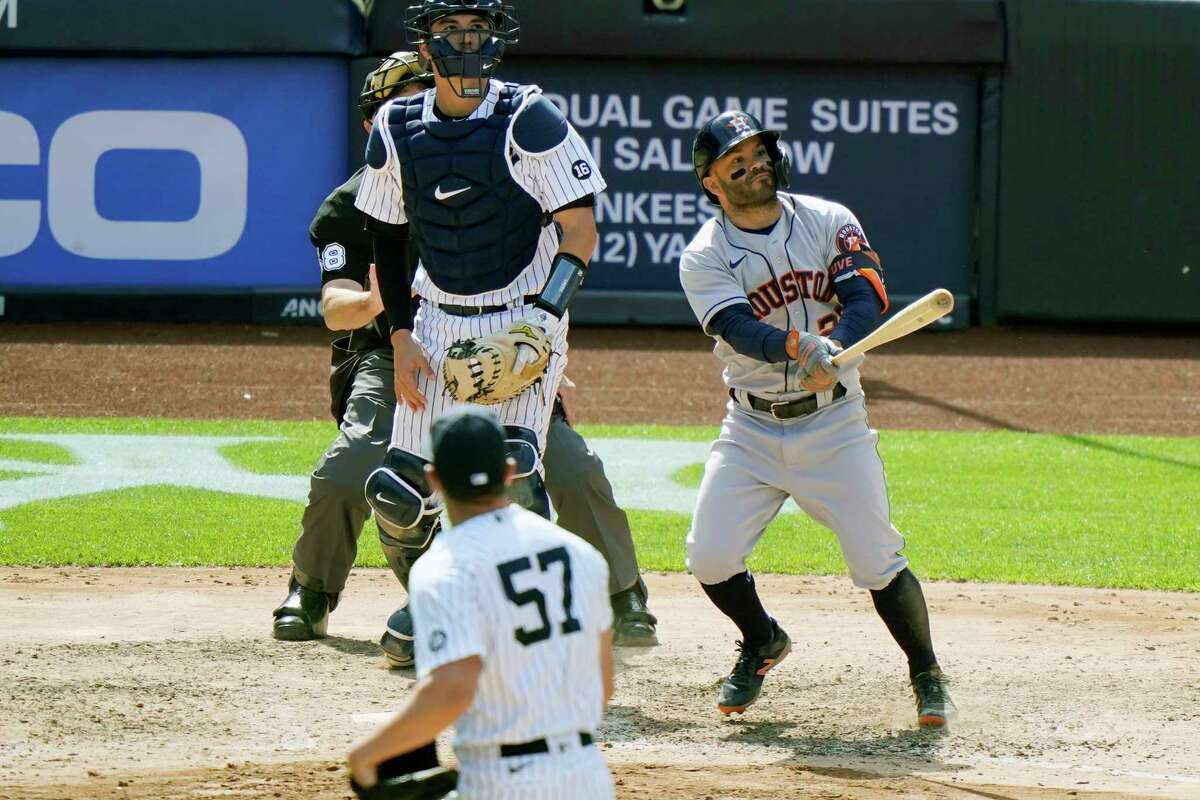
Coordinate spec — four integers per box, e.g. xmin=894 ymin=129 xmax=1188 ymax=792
xmin=830 ymin=288 xmax=955 ymax=367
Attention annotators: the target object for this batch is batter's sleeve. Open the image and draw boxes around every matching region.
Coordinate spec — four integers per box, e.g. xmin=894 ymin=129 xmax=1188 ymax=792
xmin=679 ymin=244 xmax=747 ymax=334
xmin=355 ymin=108 xmax=407 ymax=225
xmin=410 ymin=552 xmax=487 ymax=678
xmin=516 ymin=126 xmax=607 ymax=214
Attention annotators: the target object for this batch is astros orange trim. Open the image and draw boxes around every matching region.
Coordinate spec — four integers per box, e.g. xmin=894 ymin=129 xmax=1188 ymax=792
xmin=858 ymin=267 xmax=889 ymax=314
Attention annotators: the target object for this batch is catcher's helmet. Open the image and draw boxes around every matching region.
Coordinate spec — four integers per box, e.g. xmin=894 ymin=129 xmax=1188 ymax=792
xmin=405 ymin=0 xmax=519 ymax=97
xmin=358 ymin=51 xmax=435 ymax=121
xmin=692 ymin=111 xmax=791 ymax=203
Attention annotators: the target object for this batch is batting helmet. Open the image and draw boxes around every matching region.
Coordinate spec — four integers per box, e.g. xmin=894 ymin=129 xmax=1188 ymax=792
xmin=692 ymin=110 xmax=791 ymax=203
xmin=358 ymin=51 xmax=436 ymax=121
xmin=404 ymin=0 xmax=519 ymax=96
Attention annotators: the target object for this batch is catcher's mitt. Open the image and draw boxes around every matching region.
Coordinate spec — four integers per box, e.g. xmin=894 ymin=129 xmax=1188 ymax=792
xmin=443 ymin=318 xmax=552 ymax=404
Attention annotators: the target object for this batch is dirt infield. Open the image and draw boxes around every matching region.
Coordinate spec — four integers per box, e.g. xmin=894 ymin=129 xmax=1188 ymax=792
xmin=2 ymin=322 xmax=1198 ymax=434
xmin=2 ymin=569 xmax=1199 ymax=800
xmin=1 ymin=322 xmax=1199 ymax=799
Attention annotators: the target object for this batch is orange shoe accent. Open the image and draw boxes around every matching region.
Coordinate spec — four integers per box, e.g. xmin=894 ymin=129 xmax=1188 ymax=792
xmin=918 ymin=713 xmax=948 ymax=728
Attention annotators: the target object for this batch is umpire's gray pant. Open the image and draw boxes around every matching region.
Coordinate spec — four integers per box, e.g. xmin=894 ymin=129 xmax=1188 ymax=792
xmin=543 ymin=407 xmax=641 ymax=596
xmin=291 ymin=349 xmax=394 ymax=595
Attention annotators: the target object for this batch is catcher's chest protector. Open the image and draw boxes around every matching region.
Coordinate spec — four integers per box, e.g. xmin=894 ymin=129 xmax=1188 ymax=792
xmin=387 ymin=84 xmax=545 ymax=295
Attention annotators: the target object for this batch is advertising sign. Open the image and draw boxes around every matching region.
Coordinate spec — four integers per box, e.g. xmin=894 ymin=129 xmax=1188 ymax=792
xmin=504 ymin=59 xmax=978 ymax=300
xmin=0 ymin=57 xmax=348 ymax=289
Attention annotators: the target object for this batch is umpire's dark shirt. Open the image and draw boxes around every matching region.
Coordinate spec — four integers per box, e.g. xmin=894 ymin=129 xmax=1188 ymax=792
xmin=309 ymin=167 xmax=391 ymax=352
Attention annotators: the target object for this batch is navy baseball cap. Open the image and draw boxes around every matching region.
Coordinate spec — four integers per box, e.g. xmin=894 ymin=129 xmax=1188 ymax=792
xmin=429 ymin=407 xmax=509 ymax=499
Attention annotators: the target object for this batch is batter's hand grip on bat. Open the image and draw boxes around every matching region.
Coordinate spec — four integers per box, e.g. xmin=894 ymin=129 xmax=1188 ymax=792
xmin=830 ymin=289 xmax=954 ymax=367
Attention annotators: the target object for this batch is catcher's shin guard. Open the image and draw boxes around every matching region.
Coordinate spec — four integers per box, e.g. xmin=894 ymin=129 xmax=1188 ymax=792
xmin=504 ymin=425 xmax=552 ymax=520
xmin=365 ymin=448 xmax=443 ymax=537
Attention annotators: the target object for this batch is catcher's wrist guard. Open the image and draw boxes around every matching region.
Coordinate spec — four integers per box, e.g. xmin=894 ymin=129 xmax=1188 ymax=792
xmin=533 ymin=252 xmax=587 ymax=318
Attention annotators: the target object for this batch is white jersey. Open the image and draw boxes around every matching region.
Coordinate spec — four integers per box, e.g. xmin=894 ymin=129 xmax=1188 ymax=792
xmin=354 ymin=81 xmax=607 ymax=308
xmin=679 ymin=192 xmax=875 ymax=398
xmin=409 ymin=504 xmax=611 ymax=749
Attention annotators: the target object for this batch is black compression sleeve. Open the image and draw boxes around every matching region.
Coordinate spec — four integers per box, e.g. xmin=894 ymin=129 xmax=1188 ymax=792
xmin=369 ymin=222 xmax=413 ymax=333
xmin=708 ymin=304 xmax=791 ymax=363
xmin=829 ymin=276 xmax=883 ymax=347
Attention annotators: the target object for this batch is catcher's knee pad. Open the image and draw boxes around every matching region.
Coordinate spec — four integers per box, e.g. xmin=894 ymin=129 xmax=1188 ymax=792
xmin=365 ymin=448 xmax=443 ymax=537
xmin=504 ymin=425 xmax=551 ymax=520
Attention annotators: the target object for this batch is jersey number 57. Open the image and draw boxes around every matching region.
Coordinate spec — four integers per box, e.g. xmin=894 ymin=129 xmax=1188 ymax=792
xmin=497 ymin=546 xmax=582 ymax=646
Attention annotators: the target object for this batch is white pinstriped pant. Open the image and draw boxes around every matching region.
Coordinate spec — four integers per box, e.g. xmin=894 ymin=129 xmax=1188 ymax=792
xmin=452 ymin=735 xmax=613 ymax=799
xmin=392 ymin=302 xmax=569 ymax=459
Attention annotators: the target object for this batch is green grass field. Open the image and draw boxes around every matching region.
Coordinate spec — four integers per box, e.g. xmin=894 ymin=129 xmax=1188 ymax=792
xmin=0 ymin=417 xmax=1197 ymax=590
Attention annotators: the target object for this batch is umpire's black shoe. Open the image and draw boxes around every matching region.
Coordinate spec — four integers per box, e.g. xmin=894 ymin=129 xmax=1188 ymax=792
xmin=912 ymin=667 xmax=958 ymax=728
xmin=272 ymin=579 xmax=332 ymax=641
xmin=717 ymin=620 xmax=791 ymax=715
xmin=611 ymin=580 xmax=659 ymax=647
xmin=380 ymin=604 xmax=415 ymax=669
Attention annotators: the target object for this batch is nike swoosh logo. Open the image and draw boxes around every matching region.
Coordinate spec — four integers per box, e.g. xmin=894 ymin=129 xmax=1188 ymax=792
xmin=434 ymin=184 xmax=471 ymax=201
xmin=507 ymin=761 xmax=532 ymax=774
xmin=730 ymin=256 xmax=746 ymax=270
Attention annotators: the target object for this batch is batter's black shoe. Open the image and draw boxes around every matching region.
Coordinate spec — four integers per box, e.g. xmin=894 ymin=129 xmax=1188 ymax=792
xmin=611 ymin=580 xmax=659 ymax=647
xmin=912 ymin=667 xmax=958 ymax=727
xmin=380 ymin=604 xmax=415 ymax=669
xmin=272 ymin=579 xmax=332 ymax=641
xmin=717 ymin=620 xmax=791 ymax=715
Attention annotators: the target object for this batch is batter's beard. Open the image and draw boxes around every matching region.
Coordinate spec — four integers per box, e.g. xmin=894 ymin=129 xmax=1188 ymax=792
xmin=721 ymin=171 xmax=778 ymax=211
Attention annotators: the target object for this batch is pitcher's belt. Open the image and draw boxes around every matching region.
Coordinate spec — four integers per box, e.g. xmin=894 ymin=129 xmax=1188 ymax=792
xmin=499 ymin=732 xmax=593 ymax=758
xmin=733 ymin=382 xmax=848 ymax=419
xmin=426 ymin=295 xmax=539 ymax=317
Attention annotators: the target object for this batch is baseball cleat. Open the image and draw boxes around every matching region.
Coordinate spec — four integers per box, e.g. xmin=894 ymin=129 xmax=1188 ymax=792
xmin=272 ymin=579 xmax=331 ymax=641
xmin=380 ymin=604 xmax=416 ymax=669
xmin=611 ymin=581 xmax=659 ymax=647
xmin=912 ymin=667 xmax=958 ymax=727
xmin=717 ymin=620 xmax=791 ymax=715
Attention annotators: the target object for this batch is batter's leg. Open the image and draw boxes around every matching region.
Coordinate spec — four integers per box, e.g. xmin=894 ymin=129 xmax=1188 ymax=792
xmin=782 ymin=396 xmax=956 ymax=725
xmin=543 ymin=402 xmax=657 ymax=646
xmin=273 ymin=351 xmax=395 ymax=641
xmin=687 ymin=416 xmax=793 ymax=714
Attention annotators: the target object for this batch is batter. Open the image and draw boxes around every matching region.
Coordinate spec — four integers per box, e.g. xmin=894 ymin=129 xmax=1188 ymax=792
xmin=679 ymin=110 xmax=958 ymax=726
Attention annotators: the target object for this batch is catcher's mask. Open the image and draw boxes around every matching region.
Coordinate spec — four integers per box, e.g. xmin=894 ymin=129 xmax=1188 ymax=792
xmin=692 ymin=110 xmax=791 ymax=204
xmin=358 ymin=51 xmax=436 ymax=121
xmin=405 ymin=0 xmax=519 ymax=98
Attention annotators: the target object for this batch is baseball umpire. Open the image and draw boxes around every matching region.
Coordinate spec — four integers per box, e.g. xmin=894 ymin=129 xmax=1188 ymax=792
xmin=273 ymin=49 xmax=656 ymax=658
xmin=677 ymin=110 xmax=957 ymax=726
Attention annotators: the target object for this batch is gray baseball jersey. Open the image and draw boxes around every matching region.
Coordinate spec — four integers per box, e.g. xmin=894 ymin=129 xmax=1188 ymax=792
xmin=679 ymin=192 xmax=869 ymax=400
xmin=409 ymin=504 xmax=614 ymax=799
xmin=679 ymin=192 xmax=907 ymax=592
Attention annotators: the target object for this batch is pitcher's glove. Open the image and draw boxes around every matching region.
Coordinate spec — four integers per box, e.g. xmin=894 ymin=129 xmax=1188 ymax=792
xmin=350 ymin=767 xmax=459 ymax=800
xmin=443 ymin=316 xmax=553 ymax=405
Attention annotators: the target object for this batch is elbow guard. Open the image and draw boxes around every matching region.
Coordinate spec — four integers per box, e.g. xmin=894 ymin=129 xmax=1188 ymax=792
xmin=533 ymin=252 xmax=587 ymax=319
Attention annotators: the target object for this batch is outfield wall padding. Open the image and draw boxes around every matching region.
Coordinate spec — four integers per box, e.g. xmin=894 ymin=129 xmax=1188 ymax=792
xmin=0 ymin=0 xmax=366 ymax=54
xmin=995 ymin=0 xmax=1200 ymax=322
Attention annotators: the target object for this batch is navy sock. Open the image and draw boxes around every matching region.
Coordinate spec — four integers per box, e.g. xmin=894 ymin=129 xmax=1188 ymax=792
xmin=700 ymin=571 xmax=774 ymax=647
xmin=870 ymin=568 xmax=938 ymax=679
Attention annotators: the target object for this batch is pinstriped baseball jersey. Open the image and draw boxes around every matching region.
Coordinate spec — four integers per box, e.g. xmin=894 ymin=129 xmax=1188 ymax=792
xmin=354 ymin=81 xmax=606 ymax=308
xmin=389 ymin=302 xmax=569 ymax=455
xmin=409 ymin=504 xmax=611 ymax=747
xmin=679 ymin=192 xmax=869 ymax=398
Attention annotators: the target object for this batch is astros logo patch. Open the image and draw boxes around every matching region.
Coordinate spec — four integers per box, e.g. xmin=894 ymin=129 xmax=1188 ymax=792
xmin=836 ymin=223 xmax=869 ymax=253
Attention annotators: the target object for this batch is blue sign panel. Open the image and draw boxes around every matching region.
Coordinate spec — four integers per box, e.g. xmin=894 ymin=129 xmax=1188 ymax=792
xmin=504 ymin=59 xmax=978 ymax=299
xmin=0 ymin=57 xmax=348 ymax=288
